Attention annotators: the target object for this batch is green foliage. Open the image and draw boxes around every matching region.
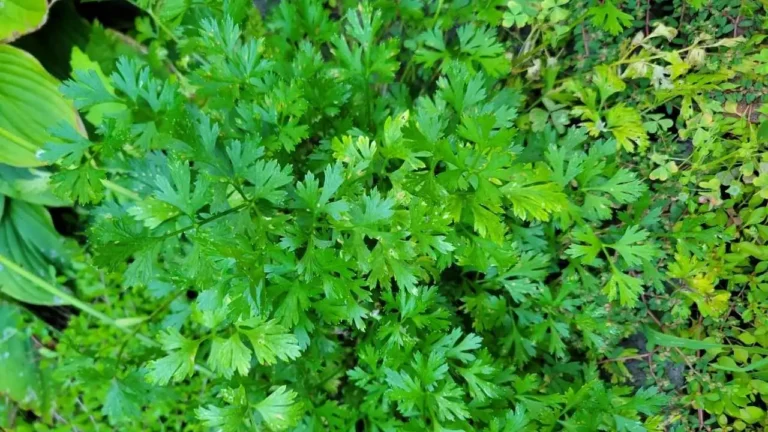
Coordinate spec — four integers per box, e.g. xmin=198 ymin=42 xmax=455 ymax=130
xmin=2 ymin=0 xmax=768 ymax=431
xmin=0 ymin=0 xmax=48 ymax=42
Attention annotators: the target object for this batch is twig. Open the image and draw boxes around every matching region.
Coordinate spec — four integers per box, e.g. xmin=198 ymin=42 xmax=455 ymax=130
xmin=581 ymin=24 xmax=590 ymax=57
xmin=125 ymin=0 xmax=209 ymax=69
xmin=430 ymin=0 xmax=445 ymax=27
xmin=678 ymin=1 xmax=686 ymax=31
xmin=52 ymin=411 xmax=80 ymax=432
xmin=698 ymin=407 xmax=711 ymax=430
xmin=5 ymin=395 xmax=16 ymax=427
xmin=645 ymin=306 xmax=663 ymax=327
xmin=647 ymin=348 xmax=659 ymax=382
xmin=76 ymin=397 xmax=100 ymax=432
xmin=599 ymin=352 xmax=652 ymax=364
xmin=115 ymin=288 xmax=186 ymax=366
xmin=718 ymin=286 xmax=747 ymax=332
xmin=645 ymin=0 xmax=651 ymax=36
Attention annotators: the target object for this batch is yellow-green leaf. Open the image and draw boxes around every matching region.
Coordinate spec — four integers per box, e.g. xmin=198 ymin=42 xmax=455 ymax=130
xmin=0 ymin=0 xmax=47 ymax=42
xmin=606 ymin=104 xmax=649 ymax=152
xmin=739 ymin=332 xmax=757 ymax=346
xmin=739 ymin=406 xmax=765 ymax=424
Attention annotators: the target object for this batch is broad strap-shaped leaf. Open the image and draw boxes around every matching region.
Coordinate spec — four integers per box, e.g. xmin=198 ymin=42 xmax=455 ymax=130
xmin=0 ymin=165 xmax=69 ymax=207
xmin=0 ymin=45 xmax=82 ymax=167
xmin=0 ymin=303 xmax=47 ymax=413
xmin=0 ymin=200 xmax=68 ymax=305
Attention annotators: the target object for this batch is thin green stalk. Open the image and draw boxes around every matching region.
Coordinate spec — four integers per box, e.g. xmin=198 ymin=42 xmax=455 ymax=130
xmin=115 ymin=288 xmax=186 ymax=364
xmin=601 ymin=245 xmax=618 ymax=272
xmin=126 ymin=0 xmax=209 ymax=68
xmin=431 ymin=0 xmax=445 ymax=27
xmin=0 ymin=253 xmax=215 ymax=376
xmin=0 ymin=253 xmax=155 ymax=347
xmin=161 ymin=202 xmax=250 ymax=239
xmin=101 ymin=179 xmax=141 ymax=201
xmin=510 ymin=13 xmax=589 ymax=72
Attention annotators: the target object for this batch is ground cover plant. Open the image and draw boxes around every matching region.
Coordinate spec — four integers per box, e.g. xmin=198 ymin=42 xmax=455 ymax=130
xmin=2 ymin=0 xmax=768 ymax=430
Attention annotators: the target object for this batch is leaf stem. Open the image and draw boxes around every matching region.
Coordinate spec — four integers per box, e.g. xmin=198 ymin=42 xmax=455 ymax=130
xmin=430 ymin=0 xmax=445 ymax=27
xmin=0 ymin=253 xmax=215 ymax=377
xmin=115 ymin=288 xmax=186 ymax=364
xmin=161 ymin=202 xmax=250 ymax=239
xmin=0 ymin=253 xmax=155 ymax=347
xmin=101 ymin=179 xmax=141 ymax=201
xmin=125 ymin=0 xmax=209 ymax=68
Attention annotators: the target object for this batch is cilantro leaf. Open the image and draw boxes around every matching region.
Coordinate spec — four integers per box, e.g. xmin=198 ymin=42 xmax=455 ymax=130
xmin=433 ymin=329 xmax=482 ymax=363
xmin=154 ymin=159 xmax=211 ymax=215
xmin=607 ymin=225 xmax=660 ymax=267
xmin=196 ymin=404 xmax=245 ymax=432
xmin=457 ymin=24 xmax=510 ymax=76
xmin=50 ymin=165 xmax=105 ymax=205
xmin=41 ymin=123 xmax=92 ymax=166
xmin=244 ymin=159 xmax=294 ymax=204
xmin=586 ymin=168 xmax=646 ymax=203
xmin=61 ymin=69 xmax=120 ymax=110
xmin=501 ymin=179 xmax=567 ymax=222
xmin=207 ymin=333 xmax=252 ymax=379
xmin=566 ymin=227 xmax=603 ymax=264
xmin=102 ymin=376 xmax=143 ymax=425
xmin=145 ymin=329 xmax=201 ymax=385
xmin=254 ymin=386 xmax=304 ymax=430
xmin=606 ymin=105 xmax=649 ymax=152
xmin=589 ymin=0 xmax=633 ymax=35
xmin=237 ymin=318 xmax=302 ymax=365
xmin=350 ymin=189 xmax=395 ymax=227
xmin=604 ymin=270 xmax=644 ymax=307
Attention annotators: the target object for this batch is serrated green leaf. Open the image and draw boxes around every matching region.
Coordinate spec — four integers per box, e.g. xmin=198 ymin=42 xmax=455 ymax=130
xmin=102 ymin=377 xmax=142 ymax=425
xmin=208 ymin=333 xmax=252 ymax=379
xmin=237 ymin=319 xmax=302 ymax=365
xmin=604 ymin=270 xmax=644 ymax=307
xmin=587 ymin=169 xmax=646 ymax=203
xmin=589 ymin=0 xmax=633 ymax=35
xmin=145 ymin=329 xmax=201 ymax=385
xmin=607 ymin=226 xmax=660 ymax=267
xmin=254 ymin=386 xmax=304 ymax=431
